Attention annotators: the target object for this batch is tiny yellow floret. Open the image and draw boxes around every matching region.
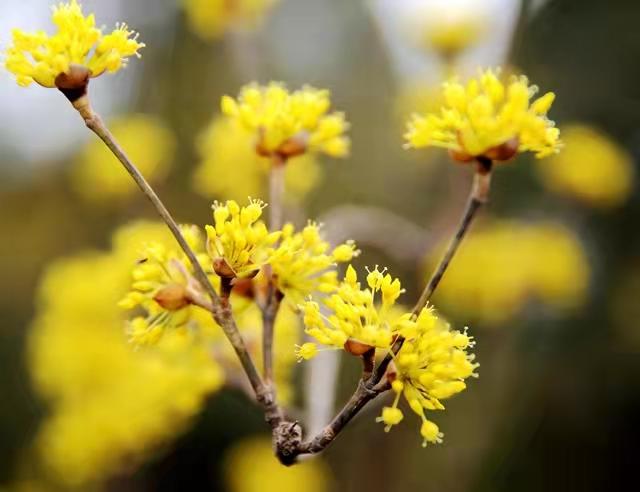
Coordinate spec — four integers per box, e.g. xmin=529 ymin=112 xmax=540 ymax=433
xmin=405 ymin=68 xmax=561 ymax=162
xmin=294 ymin=342 xmax=318 ymax=362
xmin=4 ymin=0 xmax=144 ymax=88
xmin=221 ymin=82 xmax=350 ymax=159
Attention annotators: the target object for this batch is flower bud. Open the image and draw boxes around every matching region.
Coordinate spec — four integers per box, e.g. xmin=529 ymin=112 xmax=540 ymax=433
xmin=343 ymin=338 xmax=375 ymax=356
xmin=153 ymin=283 xmax=190 ymax=311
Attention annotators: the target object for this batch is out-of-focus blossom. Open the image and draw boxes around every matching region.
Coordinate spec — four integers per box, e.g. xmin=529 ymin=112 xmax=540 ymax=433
xmin=183 ymin=0 xmax=280 ymax=40
xmin=407 ymin=1 xmax=487 ymax=61
xmin=29 ymin=223 xmax=223 ymax=486
xmin=223 ymin=437 xmax=331 ymax=492
xmin=71 ymin=114 xmax=175 ymax=202
xmin=4 ymin=0 xmax=143 ymax=88
xmin=536 ymin=124 xmax=635 ymax=208
xmin=406 ymin=68 xmax=561 ymax=162
xmin=28 ymin=220 xmax=302 ymax=485
xmin=427 ymin=220 xmax=590 ymax=324
xmin=192 ymin=117 xmax=322 ymax=202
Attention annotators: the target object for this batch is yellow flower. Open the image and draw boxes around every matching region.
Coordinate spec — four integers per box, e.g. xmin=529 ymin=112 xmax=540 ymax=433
xmin=221 ymin=82 xmax=350 ymax=159
xmin=294 ymin=342 xmax=318 ymax=361
xmin=72 ymin=114 xmax=175 ymax=202
xmin=377 ymin=309 xmax=478 ymax=446
xmin=205 ymin=199 xmax=281 ymax=278
xmin=301 ymin=265 xmax=406 ymax=351
xmin=183 ymin=0 xmax=280 ymax=40
xmin=28 ymin=222 xmax=224 ymax=485
xmin=119 ymin=225 xmax=213 ymax=345
xmin=536 ymin=124 xmax=635 ymax=208
xmin=224 ymin=437 xmax=331 ymax=492
xmin=411 ymin=3 xmax=486 ymax=60
xmin=405 ymin=68 xmax=561 ymax=161
xmin=428 ymin=220 xmax=590 ymax=324
xmin=192 ymin=116 xmax=322 ymax=202
xmin=4 ymin=0 xmax=144 ymax=88
xmin=266 ymin=222 xmax=359 ymax=304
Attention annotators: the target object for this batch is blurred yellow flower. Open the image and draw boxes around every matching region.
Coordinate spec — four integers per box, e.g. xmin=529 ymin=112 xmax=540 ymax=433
xmin=536 ymin=124 xmax=635 ymax=208
xmin=420 ymin=6 xmax=485 ymax=61
xmin=28 ymin=220 xmax=303 ymax=485
xmin=378 ymin=310 xmax=477 ymax=446
xmin=428 ymin=220 xmax=590 ymax=324
xmin=221 ymin=82 xmax=350 ymax=159
xmin=183 ymin=0 xmax=280 ymax=40
xmin=192 ymin=117 xmax=322 ymax=202
xmin=405 ymin=69 xmax=561 ymax=161
xmin=72 ymin=114 xmax=175 ymax=202
xmin=5 ymin=0 xmax=143 ymax=88
xmin=29 ymin=223 xmax=223 ymax=486
xmin=224 ymin=437 xmax=331 ymax=492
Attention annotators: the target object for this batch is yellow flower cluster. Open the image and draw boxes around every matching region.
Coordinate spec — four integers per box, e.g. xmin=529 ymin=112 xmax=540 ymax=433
xmin=4 ymin=0 xmax=144 ymax=88
xmin=405 ymin=69 xmax=561 ymax=161
xmin=205 ymin=199 xmax=281 ymax=278
xmin=428 ymin=220 xmax=590 ymax=324
xmin=192 ymin=116 xmax=322 ymax=202
xmin=378 ymin=308 xmax=478 ymax=446
xmin=183 ymin=0 xmax=280 ymax=40
xmin=267 ymin=222 xmax=359 ymax=304
xmin=119 ymin=225 xmax=212 ymax=345
xmin=223 ymin=436 xmax=331 ymax=492
xmin=221 ymin=82 xmax=350 ymax=159
xmin=72 ymin=114 xmax=175 ymax=202
xmin=536 ymin=124 xmax=635 ymax=208
xmin=301 ymin=266 xmax=477 ymax=444
xmin=302 ymin=265 xmax=406 ymax=351
xmin=28 ymin=222 xmax=223 ymax=485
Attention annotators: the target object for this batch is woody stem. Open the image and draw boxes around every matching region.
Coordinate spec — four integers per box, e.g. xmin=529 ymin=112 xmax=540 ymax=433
xmin=68 ymin=92 xmax=278 ymax=423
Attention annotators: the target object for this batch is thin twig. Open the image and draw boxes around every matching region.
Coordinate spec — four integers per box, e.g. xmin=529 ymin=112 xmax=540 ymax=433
xmin=269 ymin=156 xmax=286 ymax=231
xmin=296 ymin=378 xmax=391 ymax=456
xmin=262 ymin=156 xmax=286 ymax=382
xmin=261 ymin=288 xmax=282 ymax=383
xmin=68 ymin=93 xmax=276 ymax=419
xmin=285 ymin=165 xmax=493 ymax=460
xmin=370 ymin=165 xmax=492 ymax=386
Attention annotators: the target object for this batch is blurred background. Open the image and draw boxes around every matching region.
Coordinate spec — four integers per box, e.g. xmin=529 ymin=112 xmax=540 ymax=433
xmin=1 ymin=0 xmax=639 ymax=490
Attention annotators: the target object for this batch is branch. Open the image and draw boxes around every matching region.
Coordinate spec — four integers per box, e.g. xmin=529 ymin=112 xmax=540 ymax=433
xmin=67 ymin=92 xmax=278 ymax=423
xmin=287 ymin=163 xmax=493 ymax=460
xmin=261 ymin=286 xmax=282 ymax=384
xmin=371 ymin=163 xmax=492 ymax=385
xmin=261 ymin=156 xmax=286 ymax=383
